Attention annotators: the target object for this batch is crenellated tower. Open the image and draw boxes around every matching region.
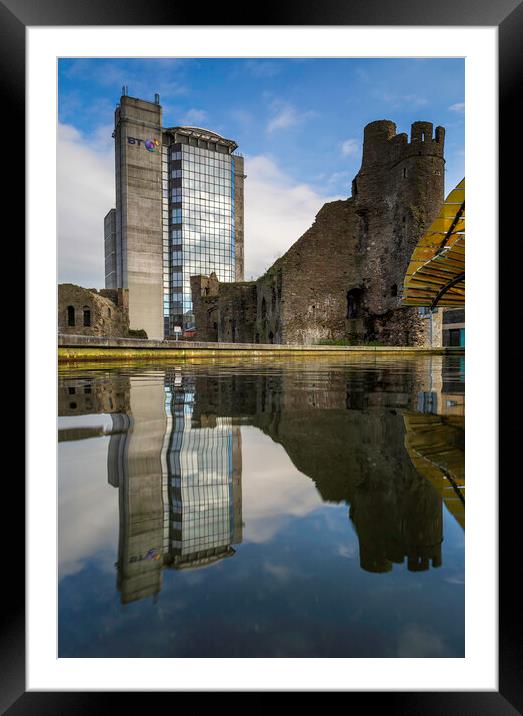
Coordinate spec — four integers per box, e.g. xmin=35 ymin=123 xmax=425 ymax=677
xmin=347 ymin=119 xmax=445 ymax=342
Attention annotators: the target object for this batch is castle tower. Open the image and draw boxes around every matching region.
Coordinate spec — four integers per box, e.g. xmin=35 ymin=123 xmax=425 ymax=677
xmin=352 ymin=119 xmax=445 ymax=324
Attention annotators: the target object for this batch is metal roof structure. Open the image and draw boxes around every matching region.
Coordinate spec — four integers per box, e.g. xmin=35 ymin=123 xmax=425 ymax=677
xmin=402 ymin=178 xmax=465 ymax=309
xmin=164 ymin=125 xmax=238 ymax=152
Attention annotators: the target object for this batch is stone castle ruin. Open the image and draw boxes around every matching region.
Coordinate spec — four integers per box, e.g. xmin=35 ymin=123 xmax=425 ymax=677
xmin=191 ymin=119 xmax=445 ymax=346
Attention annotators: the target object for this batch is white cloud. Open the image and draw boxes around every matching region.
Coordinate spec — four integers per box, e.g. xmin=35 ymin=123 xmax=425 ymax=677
xmin=266 ymin=101 xmax=315 ymax=133
xmin=340 ymin=138 xmax=359 ymax=157
xmin=244 ymin=155 xmax=342 ymax=278
xmin=180 ymin=108 xmax=208 ymax=125
xmin=449 ymin=102 xmax=465 ymax=113
xmin=57 ymin=122 xmax=115 ymax=288
xmin=57 ymin=123 xmax=341 ymax=288
xmin=244 ymin=59 xmax=281 ymax=78
xmin=328 ymin=170 xmax=350 ymax=185
xmin=377 ymin=92 xmax=428 ymax=108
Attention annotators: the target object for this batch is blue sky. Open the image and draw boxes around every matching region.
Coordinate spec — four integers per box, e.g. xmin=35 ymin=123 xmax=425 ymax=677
xmin=58 ymin=57 xmax=464 ymax=286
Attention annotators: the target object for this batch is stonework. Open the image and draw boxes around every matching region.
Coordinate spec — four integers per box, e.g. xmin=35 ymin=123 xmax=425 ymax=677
xmin=58 ymin=283 xmax=130 ymax=337
xmin=192 ymin=119 xmax=446 ymax=346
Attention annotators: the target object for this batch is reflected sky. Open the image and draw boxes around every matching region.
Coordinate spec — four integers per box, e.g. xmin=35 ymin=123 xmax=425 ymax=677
xmin=58 ymin=355 xmax=464 ymax=658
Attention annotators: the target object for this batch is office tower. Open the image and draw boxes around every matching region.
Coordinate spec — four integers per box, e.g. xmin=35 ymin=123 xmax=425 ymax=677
xmin=105 ymin=92 xmax=245 ymax=340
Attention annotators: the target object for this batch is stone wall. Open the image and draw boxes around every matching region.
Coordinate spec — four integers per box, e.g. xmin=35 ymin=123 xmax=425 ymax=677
xmin=58 ymin=283 xmax=130 ymax=337
xmin=191 ymin=272 xmax=258 ymax=343
xmin=191 ymin=118 xmax=446 ymax=346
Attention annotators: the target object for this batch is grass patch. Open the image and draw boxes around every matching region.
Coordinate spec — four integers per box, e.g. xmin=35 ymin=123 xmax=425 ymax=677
xmin=317 ymin=338 xmax=353 ymax=346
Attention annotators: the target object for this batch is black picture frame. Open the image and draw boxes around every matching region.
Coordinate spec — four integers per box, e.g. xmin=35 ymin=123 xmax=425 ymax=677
xmin=7 ymin=0 xmax=518 ymax=709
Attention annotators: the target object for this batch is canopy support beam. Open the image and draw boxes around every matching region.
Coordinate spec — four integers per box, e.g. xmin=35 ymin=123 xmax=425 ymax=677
xmin=430 ymin=272 xmax=465 ymax=310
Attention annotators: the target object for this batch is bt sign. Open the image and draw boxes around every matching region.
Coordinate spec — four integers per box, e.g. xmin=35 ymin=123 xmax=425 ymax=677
xmin=127 ymin=136 xmax=160 ymax=152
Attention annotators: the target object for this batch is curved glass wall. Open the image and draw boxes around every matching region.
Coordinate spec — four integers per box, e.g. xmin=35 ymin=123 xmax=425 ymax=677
xmin=164 ymin=142 xmax=236 ymax=334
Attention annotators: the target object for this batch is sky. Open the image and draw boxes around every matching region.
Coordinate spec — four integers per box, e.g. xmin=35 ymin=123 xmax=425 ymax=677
xmin=58 ymin=57 xmax=464 ymax=287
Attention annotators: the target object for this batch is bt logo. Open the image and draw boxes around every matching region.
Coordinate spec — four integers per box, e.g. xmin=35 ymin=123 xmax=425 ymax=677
xmin=127 ymin=136 xmax=160 ymax=152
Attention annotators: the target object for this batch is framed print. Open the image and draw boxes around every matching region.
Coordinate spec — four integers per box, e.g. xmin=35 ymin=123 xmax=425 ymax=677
xmin=6 ymin=0 xmax=518 ymax=709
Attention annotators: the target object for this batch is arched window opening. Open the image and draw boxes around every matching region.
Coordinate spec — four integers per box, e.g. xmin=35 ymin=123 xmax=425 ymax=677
xmin=83 ymin=307 xmax=91 ymax=327
xmin=261 ymin=297 xmax=267 ymax=320
xmin=403 ymin=167 xmax=407 ymax=178
xmin=347 ymin=288 xmax=362 ymax=319
xmin=391 ymin=284 xmax=398 ymax=297
xmin=67 ymin=305 xmax=75 ymax=327
xmin=268 ymin=331 xmax=274 ymax=344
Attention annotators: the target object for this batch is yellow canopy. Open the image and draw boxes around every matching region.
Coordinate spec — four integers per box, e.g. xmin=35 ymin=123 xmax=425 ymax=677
xmin=403 ymin=412 xmax=465 ymax=530
xmin=402 ymin=178 xmax=465 ymax=308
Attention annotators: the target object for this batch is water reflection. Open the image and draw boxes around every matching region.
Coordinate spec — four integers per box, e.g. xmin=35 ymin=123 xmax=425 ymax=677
xmin=59 ymin=356 xmax=464 ymax=610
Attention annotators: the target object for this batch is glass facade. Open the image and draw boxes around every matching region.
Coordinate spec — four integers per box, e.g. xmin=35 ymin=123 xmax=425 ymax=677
xmin=162 ymin=141 xmax=236 ymax=335
xmin=164 ymin=380 xmax=240 ymax=566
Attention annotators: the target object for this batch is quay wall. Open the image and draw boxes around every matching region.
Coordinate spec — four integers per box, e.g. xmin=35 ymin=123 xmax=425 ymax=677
xmin=58 ymin=334 xmax=464 ymax=362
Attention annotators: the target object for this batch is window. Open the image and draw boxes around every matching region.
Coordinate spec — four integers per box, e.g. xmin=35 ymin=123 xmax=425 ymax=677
xmin=347 ymin=288 xmax=362 ymax=319
xmin=391 ymin=284 xmax=398 ymax=297
xmin=83 ymin=307 xmax=91 ymax=327
xmin=449 ymin=329 xmax=461 ymax=347
xmin=67 ymin=305 xmax=75 ymax=326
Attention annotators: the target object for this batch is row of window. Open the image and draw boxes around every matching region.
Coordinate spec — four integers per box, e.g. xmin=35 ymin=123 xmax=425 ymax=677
xmin=178 ymin=144 xmax=233 ymax=159
xmin=172 ymin=194 xmax=232 ymax=206
xmin=66 ymin=305 xmax=92 ymax=327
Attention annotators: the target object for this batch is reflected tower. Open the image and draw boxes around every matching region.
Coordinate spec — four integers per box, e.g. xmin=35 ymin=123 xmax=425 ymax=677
xmin=104 ymin=371 xmax=243 ymax=604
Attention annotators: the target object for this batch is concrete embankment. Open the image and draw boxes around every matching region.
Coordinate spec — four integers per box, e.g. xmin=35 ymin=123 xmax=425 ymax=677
xmin=58 ymin=334 xmax=464 ymax=362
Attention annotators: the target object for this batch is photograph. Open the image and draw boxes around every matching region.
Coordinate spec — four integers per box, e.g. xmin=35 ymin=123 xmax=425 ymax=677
xmin=11 ymin=5 xmax=512 ymax=704
xmin=56 ymin=56 xmax=466 ymax=659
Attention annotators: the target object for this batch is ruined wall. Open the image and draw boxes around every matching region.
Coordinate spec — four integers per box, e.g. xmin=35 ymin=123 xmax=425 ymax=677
xmin=191 ymin=119 xmax=446 ymax=346
xmin=191 ymin=272 xmax=257 ymax=343
xmin=58 ymin=283 xmax=130 ymax=337
xmin=190 ymin=273 xmax=220 ymax=342
xmin=256 ymin=199 xmax=361 ymax=345
xmin=218 ymin=282 xmax=258 ymax=343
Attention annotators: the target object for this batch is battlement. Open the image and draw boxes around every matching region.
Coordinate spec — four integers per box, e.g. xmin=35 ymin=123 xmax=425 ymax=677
xmin=361 ymin=119 xmax=445 ymax=168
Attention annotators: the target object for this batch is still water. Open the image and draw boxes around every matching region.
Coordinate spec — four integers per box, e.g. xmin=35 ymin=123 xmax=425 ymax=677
xmin=58 ymin=355 xmax=464 ymax=658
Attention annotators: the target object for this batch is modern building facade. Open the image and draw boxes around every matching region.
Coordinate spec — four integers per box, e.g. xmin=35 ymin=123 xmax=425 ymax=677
xmin=105 ymin=92 xmax=245 ymax=340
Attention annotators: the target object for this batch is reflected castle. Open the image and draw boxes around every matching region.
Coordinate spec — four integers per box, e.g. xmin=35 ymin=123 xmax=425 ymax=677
xmin=58 ymin=355 xmax=464 ymax=604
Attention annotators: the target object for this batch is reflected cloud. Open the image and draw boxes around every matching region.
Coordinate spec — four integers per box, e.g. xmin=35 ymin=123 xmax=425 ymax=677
xmin=241 ymin=426 xmax=321 ymax=543
xmin=397 ymin=624 xmax=451 ymax=658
